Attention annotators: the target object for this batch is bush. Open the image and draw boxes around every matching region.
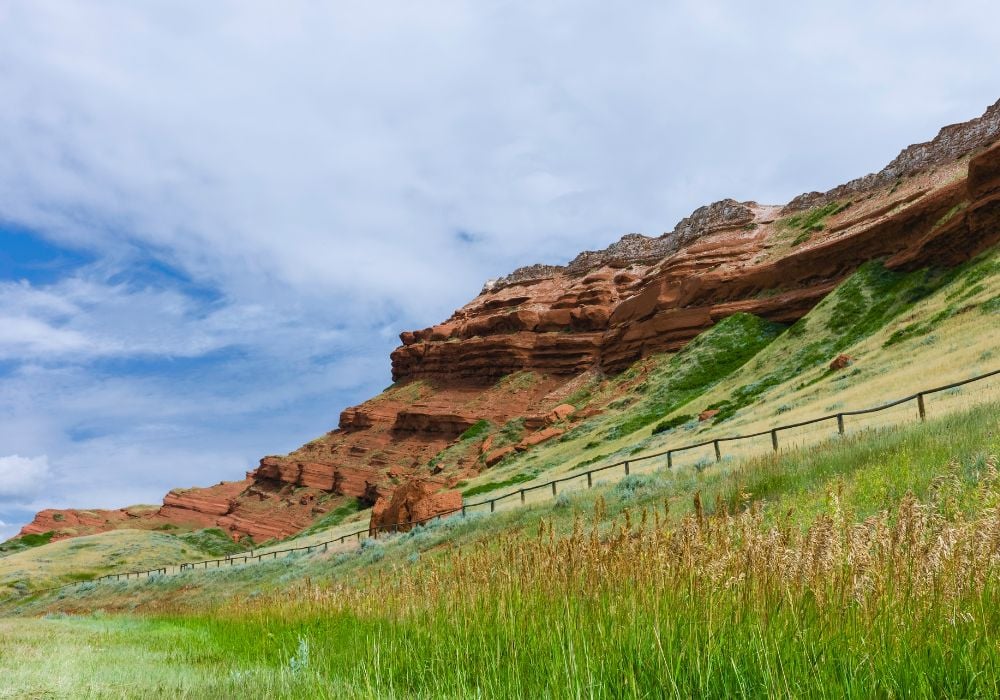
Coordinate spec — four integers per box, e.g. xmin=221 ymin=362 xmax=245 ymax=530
xmin=651 ymin=414 xmax=694 ymax=435
xmin=614 ymin=474 xmax=665 ymax=500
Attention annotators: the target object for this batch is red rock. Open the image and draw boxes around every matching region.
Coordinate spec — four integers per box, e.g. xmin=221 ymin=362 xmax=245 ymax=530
xmin=392 ymin=409 xmax=478 ymax=435
xmin=547 ymin=404 xmax=576 ymax=424
xmin=699 ymin=409 xmax=720 ymax=422
xmin=479 ymin=434 xmax=495 ymax=455
xmin=517 ymin=427 xmax=565 ymax=450
xmin=829 ymin=354 xmax=854 ymax=371
xmin=368 ymin=479 xmax=462 ymax=535
xmin=485 ymin=446 xmax=516 ymax=467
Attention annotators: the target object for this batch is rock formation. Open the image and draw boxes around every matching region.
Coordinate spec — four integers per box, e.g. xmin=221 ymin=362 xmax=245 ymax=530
xmin=17 ymin=99 xmax=1000 ymax=546
xmin=368 ymin=478 xmax=463 ymax=535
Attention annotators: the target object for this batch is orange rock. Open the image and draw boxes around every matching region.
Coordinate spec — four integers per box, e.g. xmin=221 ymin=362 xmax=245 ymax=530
xmin=480 ymin=434 xmax=495 ymax=455
xmin=517 ymin=427 xmax=565 ymax=450
xmin=547 ymin=404 xmax=576 ymax=424
xmin=484 ymin=446 xmax=516 ymax=467
xmin=829 ymin=354 xmax=854 ymax=371
xmin=369 ymin=478 xmax=462 ymax=535
xmin=698 ymin=409 xmax=720 ymax=422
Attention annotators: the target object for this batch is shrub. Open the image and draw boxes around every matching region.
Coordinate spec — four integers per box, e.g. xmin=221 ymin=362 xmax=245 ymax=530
xmin=651 ymin=414 xmax=694 ymax=435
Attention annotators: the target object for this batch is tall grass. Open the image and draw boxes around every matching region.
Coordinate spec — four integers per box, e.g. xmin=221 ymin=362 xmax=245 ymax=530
xmin=5 ymin=404 xmax=999 ymax=698
xmin=157 ymin=434 xmax=1000 ymax=696
xmin=164 ymin=461 xmax=1000 ymax=697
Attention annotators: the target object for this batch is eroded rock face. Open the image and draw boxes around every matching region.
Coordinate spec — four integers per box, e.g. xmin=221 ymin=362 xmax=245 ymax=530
xmin=393 ymin=101 xmax=1000 ymax=380
xmin=19 ymin=99 xmax=1000 ymax=548
xmin=368 ymin=478 xmax=463 ymax=535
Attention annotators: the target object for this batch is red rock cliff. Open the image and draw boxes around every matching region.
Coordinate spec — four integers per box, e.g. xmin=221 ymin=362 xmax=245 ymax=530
xmin=17 ymin=100 xmax=1000 ymax=545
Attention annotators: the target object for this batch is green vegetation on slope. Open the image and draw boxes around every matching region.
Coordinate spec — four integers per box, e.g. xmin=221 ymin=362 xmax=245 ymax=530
xmin=0 ymin=531 xmax=54 ymax=558
xmin=2 ymin=401 xmax=998 ymax=698
xmin=706 ymin=255 xmax=997 ymax=421
xmin=603 ymin=312 xmax=785 ymax=439
xmin=781 ymin=200 xmax=850 ymax=245
xmin=177 ymin=529 xmax=246 ymax=558
xmin=298 ymin=499 xmax=362 ymax=539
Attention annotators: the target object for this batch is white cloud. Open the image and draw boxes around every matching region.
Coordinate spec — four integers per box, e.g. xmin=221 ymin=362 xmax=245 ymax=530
xmin=0 ymin=455 xmax=52 ymax=500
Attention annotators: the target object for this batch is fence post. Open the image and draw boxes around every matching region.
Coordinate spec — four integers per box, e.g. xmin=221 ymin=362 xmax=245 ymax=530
xmin=837 ymin=413 xmax=845 ymax=435
xmin=520 ymin=489 xmax=525 ymax=504
xmin=624 ymin=461 xmax=630 ymax=476
xmin=917 ymin=393 xmax=926 ymax=421
xmin=490 ymin=499 xmax=495 ymax=513
xmin=713 ymin=440 xmax=721 ymax=463
xmin=551 ymin=481 xmax=557 ymax=497
xmin=587 ymin=471 xmax=592 ymax=488
xmin=667 ymin=451 xmax=673 ymax=469
xmin=771 ymin=429 xmax=779 ymax=452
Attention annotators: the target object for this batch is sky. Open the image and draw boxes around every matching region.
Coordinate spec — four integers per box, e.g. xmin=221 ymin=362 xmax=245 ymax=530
xmin=1 ymin=1 xmax=999 ymax=540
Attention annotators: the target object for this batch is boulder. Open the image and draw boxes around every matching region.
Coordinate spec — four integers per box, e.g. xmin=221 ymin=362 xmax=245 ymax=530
xmin=517 ymin=427 xmax=565 ymax=450
xmin=698 ymin=409 xmax=720 ymax=422
xmin=547 ymin=404 xmax=576 ymax=424
xmin=829 ymin=354 xmax=854 ymax=371
xmin=484 ymin=446 xmax=516 ymax=467
xmin=368 ymin=479 xmax=462 ymax=536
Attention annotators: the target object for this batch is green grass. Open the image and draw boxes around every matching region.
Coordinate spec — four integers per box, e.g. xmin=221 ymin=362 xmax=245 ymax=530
xmin=780 ymin=200 xmax=850 ymax=246
xmin=3 ymin=401 xmax=998 ymax=698
xmin=177 ymin=529 xmax=246 ymax=558
xmin=603 ymin=313 xmax=784 ymax=439
xmin=705 ymin=257 xmax=991 ymax=421
xmin=461 ymin=472 xmax=535 ymax=498
xmin=651 ymin=413 xmax=694 ymax=435
xmin=298 ymin=499 xmax=362 ymax=538
xmin=0 ymin=531 xmax=54 ymax=558
xmin=458 ymin=419 xmax=492 ymax=441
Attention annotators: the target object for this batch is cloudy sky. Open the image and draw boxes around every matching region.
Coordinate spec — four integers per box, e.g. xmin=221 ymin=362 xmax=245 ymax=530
xmin=1 ymin=1 xmax=998 ymax=539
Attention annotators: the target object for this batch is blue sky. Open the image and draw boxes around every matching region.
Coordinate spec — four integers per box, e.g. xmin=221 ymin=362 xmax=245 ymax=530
xmin=1 ymin=1 xmax=999 ymax=539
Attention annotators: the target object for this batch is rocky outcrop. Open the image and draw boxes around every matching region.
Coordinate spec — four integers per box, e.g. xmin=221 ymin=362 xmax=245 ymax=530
xmin=490 ymin=200 xmax=757 ymax=291
xmin=393 ymin=101 xmax=1000 ymax=379
xmin=368 ymin=478 xmax=463 ymax=535
xmin=786 ymin=98 xmax=1000 ymax=212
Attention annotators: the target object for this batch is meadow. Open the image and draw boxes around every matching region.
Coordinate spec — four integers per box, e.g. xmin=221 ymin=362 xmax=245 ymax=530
xmin=2 ymin=399 xmax=998 ymax=698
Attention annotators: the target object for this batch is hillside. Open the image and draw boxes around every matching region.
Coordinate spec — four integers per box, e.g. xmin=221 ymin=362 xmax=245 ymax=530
xmin=2 ymin=101 xmax=1000 ymax=699
xmin=12 ymin=98 xmax=1000 ymax=550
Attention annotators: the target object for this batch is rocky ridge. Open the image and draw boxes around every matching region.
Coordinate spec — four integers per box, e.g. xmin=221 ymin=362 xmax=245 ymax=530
xmin=17 ymin=100 xmax=1000 ymax=544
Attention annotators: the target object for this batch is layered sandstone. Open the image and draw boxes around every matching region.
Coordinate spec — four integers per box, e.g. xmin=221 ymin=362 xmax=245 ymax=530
xmin=16 ymin=100 xmax=1000 ymax=547
xmin=392 ymin=103 xmax=1000 ymax=379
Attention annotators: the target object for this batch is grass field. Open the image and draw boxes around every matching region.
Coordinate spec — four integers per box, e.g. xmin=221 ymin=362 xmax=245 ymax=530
xmin=1 ymin=250 xmax=997 ymax=698
xmin=1 ymin=400 xmax=998 ymax=698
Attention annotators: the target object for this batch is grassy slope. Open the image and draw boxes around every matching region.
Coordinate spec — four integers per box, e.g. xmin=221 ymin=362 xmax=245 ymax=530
xmin=0 ymin=400 xmax=997 ymax=697
xmin=0 ymin=528 xmax=244 ymax=595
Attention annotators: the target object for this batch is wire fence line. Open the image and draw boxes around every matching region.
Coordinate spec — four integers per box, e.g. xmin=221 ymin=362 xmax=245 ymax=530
xmin=28 ymin=366 xmax=1000 ymax=595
